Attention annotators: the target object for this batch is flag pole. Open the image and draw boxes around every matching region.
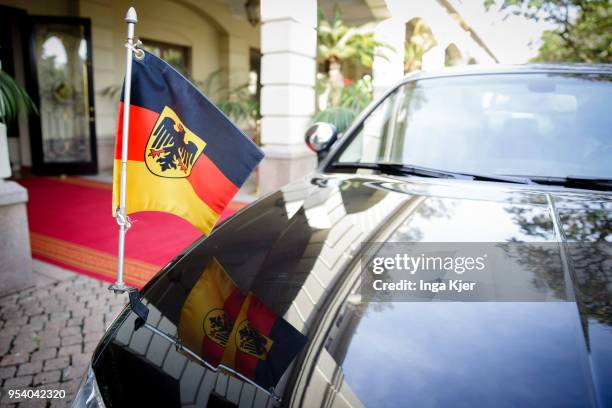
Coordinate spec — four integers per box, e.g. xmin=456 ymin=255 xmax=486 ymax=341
xmin=110 ymin=6 xmax=138 ymax=293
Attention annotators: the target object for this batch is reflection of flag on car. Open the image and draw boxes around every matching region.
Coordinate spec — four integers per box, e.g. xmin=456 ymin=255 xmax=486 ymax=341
xmin=221 ymin=293 xmax=308 ymax=390
xmin=112 ymin=50 xmax=264 ymax=233
xmin=178 ymin=258 xmax=245 ymax=366
xmin=179 ymin=259 xmax=308 ymax=390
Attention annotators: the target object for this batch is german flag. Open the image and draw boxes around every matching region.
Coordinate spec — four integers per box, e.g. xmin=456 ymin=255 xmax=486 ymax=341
xmin=178 ymin=258 xmax=245 ymax=366
xmin=112 ymin=50 xmax=263 ymax=234
xmin=221 ymin=293 xmax=308 ymax=390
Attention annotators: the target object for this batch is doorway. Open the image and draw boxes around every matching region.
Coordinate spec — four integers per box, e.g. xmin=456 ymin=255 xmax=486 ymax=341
xmin=26 ymin=16 xmax=97 ymax=175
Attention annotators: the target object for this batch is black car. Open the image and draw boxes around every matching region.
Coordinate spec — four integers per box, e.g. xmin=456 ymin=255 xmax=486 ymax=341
xmin=73 ymin=65 xmax=612 ymax=408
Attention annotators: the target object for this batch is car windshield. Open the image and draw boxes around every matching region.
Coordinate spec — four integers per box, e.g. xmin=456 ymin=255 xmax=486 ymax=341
xmin=336 ymin=73 xmax=612 ymax=180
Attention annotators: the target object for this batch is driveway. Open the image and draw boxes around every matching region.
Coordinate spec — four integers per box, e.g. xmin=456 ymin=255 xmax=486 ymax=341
xmin=0 ymin=261 xmax=126 ymax=407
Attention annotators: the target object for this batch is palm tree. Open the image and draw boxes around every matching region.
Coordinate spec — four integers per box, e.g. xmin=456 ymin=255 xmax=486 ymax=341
xmin=315 ymin=8 xmax=390 ymax=133
xmin=317 ymin=8 xmax=389 ymax=102
xmin=317 ymin=9 xmax=384 ymax=71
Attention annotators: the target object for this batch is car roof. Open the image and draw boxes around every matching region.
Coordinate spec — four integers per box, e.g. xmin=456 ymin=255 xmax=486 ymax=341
xmin=400 ymin=63 xmax=612 ymax=83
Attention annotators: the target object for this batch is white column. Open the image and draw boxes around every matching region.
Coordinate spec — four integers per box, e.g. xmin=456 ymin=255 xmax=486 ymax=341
xmin=372 ymin=18 xmax=405 ymax=99
xmin=259 ymin=0 xmax=317 ymax=194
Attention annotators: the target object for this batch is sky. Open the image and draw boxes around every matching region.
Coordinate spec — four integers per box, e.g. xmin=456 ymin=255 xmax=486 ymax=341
xmin=452 ymin=0 xmax=558 ymax=64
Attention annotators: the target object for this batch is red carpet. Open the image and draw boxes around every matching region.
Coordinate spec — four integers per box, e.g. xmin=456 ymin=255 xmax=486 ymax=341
xmin=18 ymin=177 xmax=244 ymax=287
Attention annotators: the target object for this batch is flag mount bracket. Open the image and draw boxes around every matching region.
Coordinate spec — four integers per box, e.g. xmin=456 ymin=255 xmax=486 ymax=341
xmin=108 ymin=281 xmax=131 ymax=294
xmin=125 ymin=39 xmax=145 ymax=60
xmin=115 ymin=209 xmax=132 ymax=230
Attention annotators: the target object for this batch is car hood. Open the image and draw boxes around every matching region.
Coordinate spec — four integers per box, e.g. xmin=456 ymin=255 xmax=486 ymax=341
xmin=92 ymin=174 xmax=612 ymax=407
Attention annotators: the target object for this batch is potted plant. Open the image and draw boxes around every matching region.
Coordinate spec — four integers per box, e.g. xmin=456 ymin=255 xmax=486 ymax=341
xmin=0 ymin=69 xmax=37 ymax=178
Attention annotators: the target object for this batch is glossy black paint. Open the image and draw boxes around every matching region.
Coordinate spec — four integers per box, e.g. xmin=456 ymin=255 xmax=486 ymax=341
xmin=91 ymin=174 xmax=611 ymax=407
xmin=90 ymin=66 xmax=612 ymax=407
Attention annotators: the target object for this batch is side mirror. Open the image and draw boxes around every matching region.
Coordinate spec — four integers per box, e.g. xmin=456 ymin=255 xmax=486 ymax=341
xmin=305 ymin=122 xmax=338 ymax=155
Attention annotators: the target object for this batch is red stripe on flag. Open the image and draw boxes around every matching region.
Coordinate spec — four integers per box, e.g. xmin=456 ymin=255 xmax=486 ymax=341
xmin=187 ymin=155 xmax=238 ymax=214
xmin=225 ymin=289 xmax=245 ymax=322
xmin=201 ymin=336 xmax=225 ymax=367
xmin=237 ymin=353 xmax=258 ymax=380
xmin=235 ymin=297 xmax=278 ymax=380
xmin=114 ymin=102 xmax=160 ymax=161
xmin=247 ymin=297 xmax=277 ymax=336
xmin=201 ymin=290 xmax=244 ymax=368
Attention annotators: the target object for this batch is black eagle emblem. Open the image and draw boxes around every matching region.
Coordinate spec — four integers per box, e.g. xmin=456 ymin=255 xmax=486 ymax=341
xmin=148 ymin=116 xmax=199 ymax=173
xmin=205 ymin=312 xmax=233 ymax=346
xmin=203 ymin=309 xmax=233 ymax=347
xmin=238 ymin=321 xmax=269 ymax=359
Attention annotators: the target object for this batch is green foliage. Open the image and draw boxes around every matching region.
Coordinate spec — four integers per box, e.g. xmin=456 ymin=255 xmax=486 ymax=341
xmin=339 ymin=75 xmax=373 ymax=111
xmin=214 ymin=86 xmax=259 ymax=124
xmin=314 ymin=75 xmax=373 ymax=133
xmin=311 ymin=106 xmax=358 ymax=134
xmin=485 ymin=0 xmax=612 ymax=63
xmin=196 ymin=69 xmax=259 ymax=125
xmin=0 ymin=70 xmax=37 ymax=125
xmin=100 ymin=84 xmax=121 ymax=99
xmin=317 ymin=7 xmax=392 ymax=69
xmin=315 ymin=7 xmax=383 ymax=134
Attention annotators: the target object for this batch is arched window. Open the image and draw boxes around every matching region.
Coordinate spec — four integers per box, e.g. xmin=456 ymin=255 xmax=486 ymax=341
xmin=444 ymin=43 xmax=463 ymax=67
xmin=405 ymin=18 xmax=436 ymax=73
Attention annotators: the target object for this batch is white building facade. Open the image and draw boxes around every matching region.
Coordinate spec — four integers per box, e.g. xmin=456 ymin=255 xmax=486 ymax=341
xmin=258 ymin=0 xmax=497 ymax=193
xmin=0 ymin=0 xmax=496 ymax=190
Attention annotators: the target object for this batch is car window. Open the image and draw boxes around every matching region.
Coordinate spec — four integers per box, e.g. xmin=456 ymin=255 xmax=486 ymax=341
xmin=336 ymin=73 xmax=612 ymax=179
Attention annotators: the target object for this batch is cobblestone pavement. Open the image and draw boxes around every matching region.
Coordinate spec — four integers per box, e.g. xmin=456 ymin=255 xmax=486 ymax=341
xmin=0 ymin=261 xmax=127 ymax=407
